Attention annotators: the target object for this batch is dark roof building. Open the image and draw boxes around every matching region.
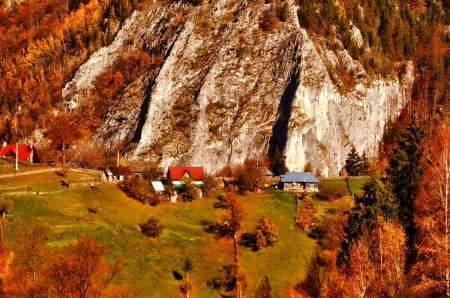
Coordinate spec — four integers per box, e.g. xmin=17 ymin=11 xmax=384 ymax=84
xmin=109 ymin=166 xmax=132 ymax=181
xmin=280 ymin=172 xmax=319 ymax=192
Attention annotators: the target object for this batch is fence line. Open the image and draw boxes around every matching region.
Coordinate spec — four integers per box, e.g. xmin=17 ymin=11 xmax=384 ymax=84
xmin=0 ymin=185 xmax=30 ymax=191
xmin=36 ymin=190 xmax=65 ymax=195
xmin=0 ymin=167 xmax=102 ymax=179
xmin=0 ymin=168 xmax=58 ymax=179
xmin=4 ymin=191 xmax=33 ymax=196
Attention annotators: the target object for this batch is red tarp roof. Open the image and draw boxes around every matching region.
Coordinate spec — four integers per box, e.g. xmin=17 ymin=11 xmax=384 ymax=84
xmin=168 ymin=166 xmax=205 ymax=181
xmin=0 ymin=144 xmax=40 ymax=163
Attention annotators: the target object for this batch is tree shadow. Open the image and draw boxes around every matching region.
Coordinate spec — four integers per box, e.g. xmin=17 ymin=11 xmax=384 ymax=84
xmin=200 ymin=219 xmax=235 ymax=239
xmin=207 ymin=264 xmax=239 ymax=297
xmin=172 ymin=270 xmax=183 ymax=281
xmin=307 ymin=227 xmax=320 ymax=240
xmin=200 ymin=219 xmax=218 ymax=234
xmin=87 ymin=208 xmax=98 ymax=214
xmin=239 ymin=233 xmax=257 ymax=251
xmin=213 ymin=195 xmax=227 ymax=209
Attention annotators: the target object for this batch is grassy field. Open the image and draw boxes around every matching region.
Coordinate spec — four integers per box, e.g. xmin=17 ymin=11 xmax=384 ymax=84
xmin=319 ymin=177 xmax=368 ymax=196
xmin=0 ymin=158 xmax=50 ymax=175
xmin=0 ymin=171 xmax=365 ymax=297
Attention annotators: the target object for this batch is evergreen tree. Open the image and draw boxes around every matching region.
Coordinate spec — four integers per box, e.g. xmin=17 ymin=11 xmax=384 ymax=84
xmin=386 ymin=119 xmax=424 ymax=241
xmin=341 ymin=176 xmax=397 ymax=264
xmin=345 ymin=147 xmax=363 ymax=176
xmin=361 ymin=151 xmax=370 ymax=175
xmin=269 ymin=147 xmax=288 ymax=176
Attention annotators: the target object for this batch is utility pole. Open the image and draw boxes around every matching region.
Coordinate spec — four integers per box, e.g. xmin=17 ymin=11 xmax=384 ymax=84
xmin=15 ymin=143 xmax=18 ymax=171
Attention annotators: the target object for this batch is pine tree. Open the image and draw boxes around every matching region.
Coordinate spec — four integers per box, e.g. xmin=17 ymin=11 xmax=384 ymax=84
xmin=345 ymin=147 xmax=363 ymax=176
xmin=341 ymin=177 xmax=397 ymax=265
xmin=386 ymin=118 xmax=424 ymax=241
xmin=269 ymin=147 xmax=288 ymax=176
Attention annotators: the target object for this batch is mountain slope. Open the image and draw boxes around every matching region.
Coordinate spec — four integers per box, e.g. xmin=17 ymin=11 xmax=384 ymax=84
xmin=62 ymin=0 xmax=412 ymax=175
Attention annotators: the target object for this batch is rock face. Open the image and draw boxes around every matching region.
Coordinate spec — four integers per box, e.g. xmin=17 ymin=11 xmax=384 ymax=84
xmin=62 ymin=0 xmax=413 ymax=176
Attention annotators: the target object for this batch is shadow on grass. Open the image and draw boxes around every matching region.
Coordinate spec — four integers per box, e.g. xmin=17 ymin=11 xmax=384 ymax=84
xmin=213 ymin=196 xmax=226 ymax=209
xmin=207 ymin=264 xmax=239 ymax=297
xmin=307 ymin=228 xmax=320 ymax=240
xmin=87 ymin=208 xmax=99 ymax=214
xmin=200 ymin=219 xmax=216 ymax=234
xmin=239 ymin=233 xmax=257 ymax=251
xmin=172 ymin=270 xmax=183 ymax=281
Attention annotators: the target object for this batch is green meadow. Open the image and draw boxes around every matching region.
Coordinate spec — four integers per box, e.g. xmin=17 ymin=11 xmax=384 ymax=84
xmin=0 ymin=169 xmax=366 ymax=297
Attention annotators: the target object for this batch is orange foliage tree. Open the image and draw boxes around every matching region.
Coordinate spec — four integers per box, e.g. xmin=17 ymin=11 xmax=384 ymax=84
xmin=4 ymin=231 xmax=122 ymax=297
xmin=319 ymin=217 xmax=407 ymax=297
xmin=44 ymin=112 xmax=83 ymax=164
xmin=48 ymin=237 xmax=123 ymax=297
xmin=410 ymin=119 xmax=450 ymax=297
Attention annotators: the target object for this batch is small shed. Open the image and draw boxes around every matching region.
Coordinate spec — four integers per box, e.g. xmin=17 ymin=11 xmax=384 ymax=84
xmin=151 ymin=181 xmax=165 ymax=192
xmin=104 ymin=168 xmax=114 ymax=182
xmin=280 ymin=172 xmax=319 ymax=192
xmin=261 ymin=167 xmax=277 ymax=180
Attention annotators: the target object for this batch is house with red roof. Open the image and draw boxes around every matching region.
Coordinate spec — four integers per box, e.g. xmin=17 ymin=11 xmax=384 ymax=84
xmin=168 ymin=166 xmax=205 ymax=187
xmin=0 ymin=143 xmax=40 ymax=163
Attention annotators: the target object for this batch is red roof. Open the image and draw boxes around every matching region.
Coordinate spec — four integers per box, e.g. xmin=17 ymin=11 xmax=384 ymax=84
xmin=168 ymin=166 xmax=205 ymax=181
xmin=0 ymin=144 xmax=40 ymax=163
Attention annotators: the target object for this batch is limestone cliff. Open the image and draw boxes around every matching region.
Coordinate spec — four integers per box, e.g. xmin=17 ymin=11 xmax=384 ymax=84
xmin=62 ymin=0 xmax=413 ymax=176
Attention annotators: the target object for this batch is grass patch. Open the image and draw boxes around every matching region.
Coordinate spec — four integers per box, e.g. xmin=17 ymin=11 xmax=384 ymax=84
xmin=0 ymin=158 xmax=50 ymax=175
xmin=319 ymin=178 xmax=368 ymax=196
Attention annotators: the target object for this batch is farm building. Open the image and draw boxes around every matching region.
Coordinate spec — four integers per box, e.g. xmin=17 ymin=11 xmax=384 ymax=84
xmin=103 ymin=166 xmax=133 ymax=182
xmin=168 ymin=166 xmax=205 ymax=187
xmin=279 ymin=172 xmax=319 ymax=192
xmin=261 ymin=167 xmax=277 ymax=180
xmin=0 ymin=143 xmax=40 ymax=163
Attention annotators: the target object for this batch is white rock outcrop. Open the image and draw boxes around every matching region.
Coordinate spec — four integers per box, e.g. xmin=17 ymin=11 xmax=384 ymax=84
xmin=62 ymin=0 xmax=413 ymax=176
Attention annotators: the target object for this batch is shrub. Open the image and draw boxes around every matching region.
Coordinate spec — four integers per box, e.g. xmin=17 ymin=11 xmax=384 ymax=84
xmin=182 ymin=183 xmax=201 ymax=202
xmin=318 ymin=184 xmax=346 ymax=200
xmin=142 ymin=167 xmax=159 ymax=181
xmin=148 ymin=193 xmax=163 ymax=207
xmin=0 ymin=196 xmax=12 ymax=218
xmin=202 ymin=175 xmax=216 ymax=198
xmin=295 ymin=202 xmax=317 ymax=230
xmin=314 ymin=211 xmax=348 ymax=250
xmin=254 ymin=216 xmax=278 ymax=250
xmin=91 ymin=200 xmax=101 ymax=214
xmin=139 ymin=217 xmax=164 ymax=238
